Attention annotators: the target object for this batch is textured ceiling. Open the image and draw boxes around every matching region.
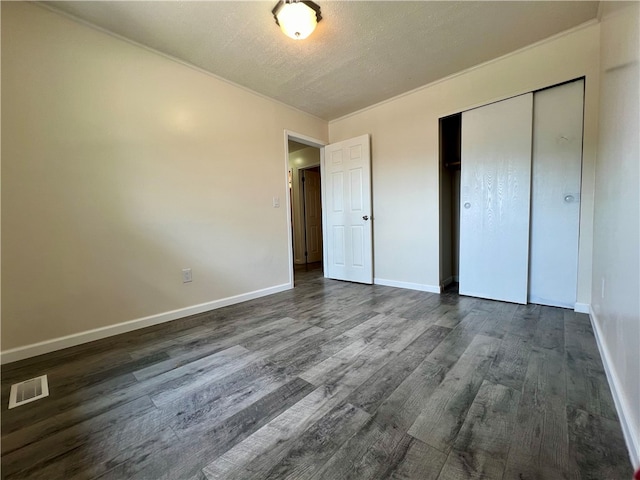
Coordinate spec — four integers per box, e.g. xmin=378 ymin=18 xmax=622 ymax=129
xmin=43 ymin=1 xmax=599 ymax=120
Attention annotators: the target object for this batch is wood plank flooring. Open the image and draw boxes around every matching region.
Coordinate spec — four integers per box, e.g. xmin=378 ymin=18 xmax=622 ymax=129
xmin=1 ymin=265 xmax=632 ymax=479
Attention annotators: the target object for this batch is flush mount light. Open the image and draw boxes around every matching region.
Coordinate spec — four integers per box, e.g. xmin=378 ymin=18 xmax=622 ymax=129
xmin=272 ymin=0 xmax=322 ymax=40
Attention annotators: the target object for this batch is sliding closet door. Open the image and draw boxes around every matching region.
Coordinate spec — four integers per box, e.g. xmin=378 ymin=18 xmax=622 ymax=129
xmin=529 ymin=80 xmax=584 ymax=308
xmin=459 ymin=93 xmax=533 ymax=304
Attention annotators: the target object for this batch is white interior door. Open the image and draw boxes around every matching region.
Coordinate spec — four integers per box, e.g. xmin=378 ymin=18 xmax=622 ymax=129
xmin=529 ymin=80 xmax=584 ymax=308
xmin=303 ymin=168 xmax=323 ymax=263
xmin=459 ymin=93 xmax=533 ymax=303
xmin=323 ymin=134 xmax=373 ymax=284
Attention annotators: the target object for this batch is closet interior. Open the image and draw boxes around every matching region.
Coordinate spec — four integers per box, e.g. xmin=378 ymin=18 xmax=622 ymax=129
xmin=439 ymin=113 xmax=462 ymax=290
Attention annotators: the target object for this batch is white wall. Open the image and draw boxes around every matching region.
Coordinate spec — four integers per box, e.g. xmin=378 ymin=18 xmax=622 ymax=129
xmin=591 ymin=2 xmax=640 ymax=467
xmin=288 ymin=146 xmax=321 ymax=264
xmin=1 ymin=3 xmax=327 ymax=357
xmin=328 ymin=23 xmax=600 ymax=302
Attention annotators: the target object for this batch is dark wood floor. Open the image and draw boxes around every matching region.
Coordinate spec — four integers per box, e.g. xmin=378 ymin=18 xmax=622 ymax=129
xmin=1 ymin=266 xmax=632 ymax=479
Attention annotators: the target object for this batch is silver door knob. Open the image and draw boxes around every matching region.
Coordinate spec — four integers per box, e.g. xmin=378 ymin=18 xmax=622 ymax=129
xmin=362 ymin=215 xmax=369 ymax=220
xmin=564 ymin=195 xmax=575 ymax=203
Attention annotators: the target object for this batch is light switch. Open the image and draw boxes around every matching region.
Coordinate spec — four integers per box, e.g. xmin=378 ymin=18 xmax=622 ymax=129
xmin=273 ymin=196 xmax=280 ymax=208
xmin=182 ymin=268 xmax=192 ymax=283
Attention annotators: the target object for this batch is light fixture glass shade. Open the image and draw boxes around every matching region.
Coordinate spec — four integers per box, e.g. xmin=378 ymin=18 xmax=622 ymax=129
xmin=276 ymin=2 xmax=318 ymax=40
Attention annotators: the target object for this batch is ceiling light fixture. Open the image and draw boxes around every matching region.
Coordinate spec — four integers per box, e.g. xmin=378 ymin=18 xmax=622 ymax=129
xmin=272 ymin=0 xmax=322 ymax=40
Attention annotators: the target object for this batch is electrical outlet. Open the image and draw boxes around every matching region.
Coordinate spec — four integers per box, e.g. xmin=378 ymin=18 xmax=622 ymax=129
xmin=273 ymin=196 xmax=280 ymax=208
xmin=182 ymin=268 xmax=192 ymax=283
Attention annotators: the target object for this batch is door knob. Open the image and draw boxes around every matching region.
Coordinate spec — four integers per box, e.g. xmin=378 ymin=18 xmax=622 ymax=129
xmin=362 ymin=215 xmax=369 ymax=221
xmin=464 ymin=202 xmax=471 ymax=209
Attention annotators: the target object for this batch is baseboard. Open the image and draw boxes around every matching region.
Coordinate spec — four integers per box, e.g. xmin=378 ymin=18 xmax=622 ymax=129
xmin=0 ymin=283 xmax=293 ymax=365
xmin=441 ymin=276 xmax=454 ymax=291
xmin=589 ymin=306 xmax=640 ymax=468
xmin=574 ymin=302 xmax=590 ymax=314
xmin=373 ymin=278 xmax=440 ymax=294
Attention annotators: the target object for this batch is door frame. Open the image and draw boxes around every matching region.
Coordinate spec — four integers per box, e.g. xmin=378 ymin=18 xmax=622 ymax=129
xmin=284 ymin=130 xmax=327 ymax=287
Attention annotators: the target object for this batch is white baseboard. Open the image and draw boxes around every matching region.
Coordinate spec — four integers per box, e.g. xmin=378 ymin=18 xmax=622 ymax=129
xmin=373 ymin=278 xmax=440 ymax=294
xmin=574 ymin=302 xmax=590 ymax=314
xmin=0 ymin=283 xmax=293 ymax=365
xmin=589 ymin=306 xmax=640 ymax=468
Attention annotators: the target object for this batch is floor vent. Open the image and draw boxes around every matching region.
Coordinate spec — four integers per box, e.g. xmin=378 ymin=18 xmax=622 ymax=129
xmin=8 ymin=375 xmax=49 ymax=409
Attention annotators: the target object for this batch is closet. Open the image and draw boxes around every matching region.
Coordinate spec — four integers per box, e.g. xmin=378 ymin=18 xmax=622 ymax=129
xmin=440 ymin=79 xmax=584 ymax=308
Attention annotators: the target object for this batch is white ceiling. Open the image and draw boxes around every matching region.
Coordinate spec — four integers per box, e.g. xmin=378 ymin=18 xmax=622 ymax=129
xmin=43 ymin=1 xmax=599 ymax=120
xmin=289 ymin=140 xmax=311 ymax=153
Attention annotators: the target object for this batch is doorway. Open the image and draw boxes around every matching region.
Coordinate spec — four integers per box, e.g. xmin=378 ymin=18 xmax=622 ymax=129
xmin=285 ymin=133 xmax=326 ymax=285
xmin=284 ymin=131 xmax=373 ymax=287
